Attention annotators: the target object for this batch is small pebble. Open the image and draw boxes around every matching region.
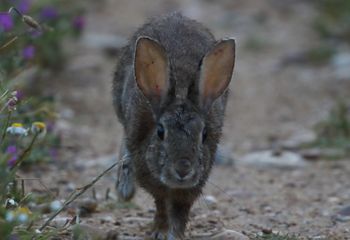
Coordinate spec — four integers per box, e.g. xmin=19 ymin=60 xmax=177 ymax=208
xmin=203 ymin=195 xmax=218 ymax=209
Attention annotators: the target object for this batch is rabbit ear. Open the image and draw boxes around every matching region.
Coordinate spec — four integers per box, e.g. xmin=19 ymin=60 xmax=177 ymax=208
xmin=199 ymin=39 xmax=235 ymax=110
xmin=134 ymin=37 xmax=169 ymax=108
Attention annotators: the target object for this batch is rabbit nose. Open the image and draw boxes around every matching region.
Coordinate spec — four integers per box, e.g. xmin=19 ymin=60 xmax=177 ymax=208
xmin=175 ymin=159 xmax=192 ymax=179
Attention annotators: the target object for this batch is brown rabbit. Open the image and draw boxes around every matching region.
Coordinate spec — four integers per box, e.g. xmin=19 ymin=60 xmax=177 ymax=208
xmin=112 ymin=13 xmax=235 ymax=240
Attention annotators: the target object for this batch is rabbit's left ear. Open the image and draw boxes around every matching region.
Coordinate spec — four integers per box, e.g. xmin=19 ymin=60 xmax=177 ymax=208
xmin=199 ymin=39 xmax=235 ymax=110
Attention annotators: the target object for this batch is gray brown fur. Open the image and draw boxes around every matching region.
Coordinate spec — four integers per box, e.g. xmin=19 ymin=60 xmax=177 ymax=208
xmin=112 ymin=13 xmax=234 ymax=239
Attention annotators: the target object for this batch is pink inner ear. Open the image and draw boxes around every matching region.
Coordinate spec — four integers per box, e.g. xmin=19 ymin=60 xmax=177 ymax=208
xmin=154 ymin=84 xmax=161 ymax=95
xmin=134 ymin=37 xmax=169 ymax=101
xmin=199 ymin=39 xmax=235 ymax=108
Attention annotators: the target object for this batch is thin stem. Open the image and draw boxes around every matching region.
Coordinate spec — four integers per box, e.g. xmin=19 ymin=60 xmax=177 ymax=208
xmin=0 ymin=90 xmax=9 ymax=101
xmin=0 ymin=99 xmax=10 ymax=114
xmin=1 ymin=111 xmax=12 ymax=144
xmin=21 ymin=179 xmax=25 ymax=198
xmin=10 ymin=132 xmax=39 ymax=171
xmin=0 ymin=36 xmax=19 ymax=52
xmin=38 ymin=159 xmax=123 ymax=231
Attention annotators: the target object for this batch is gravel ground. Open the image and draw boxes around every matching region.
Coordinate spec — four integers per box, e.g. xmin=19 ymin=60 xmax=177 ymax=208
xmin=22 ymin=0 xmax=350 ymax=239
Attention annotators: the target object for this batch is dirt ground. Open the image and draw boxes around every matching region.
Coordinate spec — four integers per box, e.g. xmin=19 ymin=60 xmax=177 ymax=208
xmin=22 ymin=0 xmax=350 ymax=239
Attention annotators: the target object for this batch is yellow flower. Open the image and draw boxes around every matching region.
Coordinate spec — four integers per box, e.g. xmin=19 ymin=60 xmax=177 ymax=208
xmin=12 ymin=123 xmax=23 ymax=128
xmin=31 ymin=121 xmax=47 ymax=137
xmin=5 ymin=207 xmax=32 ymax=223
xmin=16 ymin=206 xmax=32 ymax=215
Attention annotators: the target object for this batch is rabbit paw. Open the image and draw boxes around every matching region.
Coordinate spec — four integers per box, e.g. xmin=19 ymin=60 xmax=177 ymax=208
xmin=150 ymin=231 xmax=167 ymax=240
xmin=116 ymin=161 xmax=135 ymax=201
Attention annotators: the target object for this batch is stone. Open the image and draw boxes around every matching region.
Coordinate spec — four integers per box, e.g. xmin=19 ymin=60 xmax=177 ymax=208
xmin=331 ymin=52 xmax=350 ymax=80
xmin=76 ymin=198 xmax=98 ymax=217
xmin=215 ymin=145 xmax=235 ymax=165
xmin=301 ymin=147 xmax=346 ymax=160
xmin=300 ymin=148 xmax=321 ymax=160
xmin=73 ymin=223 xmax=117 ymax=240
xmin=203 ymin=195 xmax=218 ymax=209
xmin=123 ymin=216 xmax=152 ymax=223
xmin=209 ymin=229 xmax=249 ymax=240
xmin=50 ymin=216 xmax=71 ymax=228
xmin=334 ymin=205 xmax=350 ymax=222
xmin=239 ymin=150 xmax=308 ymax=170
xmin=281 ymin=129 xmax=316 ymax=150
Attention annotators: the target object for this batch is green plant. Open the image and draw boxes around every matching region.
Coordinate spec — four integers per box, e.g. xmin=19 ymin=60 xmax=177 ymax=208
xmin=0 ymin=0 xmax=84 ymax=238
xmin=0 ymin=0 xmax=85 ymax=76
xmin=306 ymin=101 xmax=350 ymax=159
xmin=314 ymin=0 xmax=350 ymax=41
xmin=315 ymin=102 xmax=350 ymax=144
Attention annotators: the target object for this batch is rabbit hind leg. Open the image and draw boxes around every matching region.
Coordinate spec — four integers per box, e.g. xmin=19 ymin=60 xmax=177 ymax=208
xmin=116 ymin=140 xmax=135 ymax=201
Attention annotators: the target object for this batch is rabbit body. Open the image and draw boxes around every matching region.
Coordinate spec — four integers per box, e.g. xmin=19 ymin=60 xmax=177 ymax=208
xmin=113 ymin=13 xmax=235 ymax=240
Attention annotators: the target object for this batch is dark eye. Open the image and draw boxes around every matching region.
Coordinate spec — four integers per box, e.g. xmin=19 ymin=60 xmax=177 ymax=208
xmin=157 ymin=124 xmax=165 ymax=140
xmin=202 ymin=127 xmax=207 ymax=143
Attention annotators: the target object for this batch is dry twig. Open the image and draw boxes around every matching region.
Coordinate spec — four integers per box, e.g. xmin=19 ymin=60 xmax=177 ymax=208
xmin=38 ymin=157 xmax=124 ymax=232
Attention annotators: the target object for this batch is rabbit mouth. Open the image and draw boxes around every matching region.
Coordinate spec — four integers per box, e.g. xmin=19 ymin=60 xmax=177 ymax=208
xmin=160 ymin=168 xmax=200 ymax=189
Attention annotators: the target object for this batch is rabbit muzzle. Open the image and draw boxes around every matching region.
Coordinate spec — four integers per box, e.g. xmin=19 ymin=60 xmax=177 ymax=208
xmin=160 ymin=157 xmax=200 ymax=189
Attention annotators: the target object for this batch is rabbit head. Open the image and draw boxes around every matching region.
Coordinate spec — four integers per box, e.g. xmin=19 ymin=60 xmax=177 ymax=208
xmin=134 ymin=37 xmax=235 ymax=189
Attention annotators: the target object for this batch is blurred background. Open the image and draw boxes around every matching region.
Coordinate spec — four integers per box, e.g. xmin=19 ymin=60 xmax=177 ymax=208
xmin=1 ymin=0 xmax=350 ymax=239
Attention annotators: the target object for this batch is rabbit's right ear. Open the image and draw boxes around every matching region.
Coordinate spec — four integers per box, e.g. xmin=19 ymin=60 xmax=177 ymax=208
xmin=134 ymin=37 xmax=169 ymax=109
xmin=199 ymin=39 xmax=235 ymax=111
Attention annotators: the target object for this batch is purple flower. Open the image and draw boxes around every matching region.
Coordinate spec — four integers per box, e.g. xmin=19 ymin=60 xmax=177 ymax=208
xmin=6 ymin=146 xmax=18 ymax=167
xmin=6 ymin=145 xmax=17 ymax=155
xmin=0 ymin=13 xmax=13 ymax=31
xmin=22 ymin=45 xmax=35 ymax=59
xmin=15 ymin=90 xmax=24 ymax=101
xmin=72 ymin=16 xmax=85 ymax=31
xmin=7 ymin=155 xmax=18 ymax=167
xmin=40 ymin=6 xmax=58 ymax=20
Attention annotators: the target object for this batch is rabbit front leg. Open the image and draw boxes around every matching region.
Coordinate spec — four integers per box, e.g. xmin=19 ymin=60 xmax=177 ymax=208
xmin=150 ymin=198 xmax=168 ymax=240
xmin=167 ymin=199 xmax=192 ymax=240
xmin=116 ymin=139 xmax=135 ymax=201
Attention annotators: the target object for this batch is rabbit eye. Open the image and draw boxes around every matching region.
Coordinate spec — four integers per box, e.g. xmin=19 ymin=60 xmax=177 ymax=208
xmin=202 ymin=127 xmax=207 ymax=143
xmin=157 ymin=124 xmax=165 ymax=140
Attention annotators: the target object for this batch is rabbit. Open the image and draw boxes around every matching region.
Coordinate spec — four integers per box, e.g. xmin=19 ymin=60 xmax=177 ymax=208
xmin=112 ymin=13 xmax=235 ymax=240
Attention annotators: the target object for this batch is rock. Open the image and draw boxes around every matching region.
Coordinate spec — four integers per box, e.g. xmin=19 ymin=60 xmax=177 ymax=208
xmin=123 ymin=216 xmax=152 ymax=223
xmin=50 ymin=216 xmax=71 ymax=228
xmin=239 ymin=150 xmax=308 ymax=170
xmin=99 ymin=215 xmax=115 ymax=224
xmin=301 ymin=148 xmax=346 ymax=160
xmin=50 ymin=200 xmax=62 ymax=212
xmin=76 ymin=198 xmax=98 ymax=217
xmin=312 ymin=235 xmax=327 ymax=240
xmin=281 ymin=129 xmax=316 ymax=150
xmin=105 ymin=229 xmax=119 ymax=240
xmin=215 ymin=145 xmax=235 ymax=165
xmin=66 ymin=182 xmax=76 ymax=192
xmin=203 ymin=195 xmax=218 ymax=209
xmin=300 ymin=148 xmax=321 ymax=160
xmin=331 ymin=52 xmax=350 ymax=80
xmin=73 ymin=223 xmax=118 ymax=240
xmin=334 ymin=205 xmax=350 ymax=222
xmin=209 ymin=229 xmax=249 ymax=240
